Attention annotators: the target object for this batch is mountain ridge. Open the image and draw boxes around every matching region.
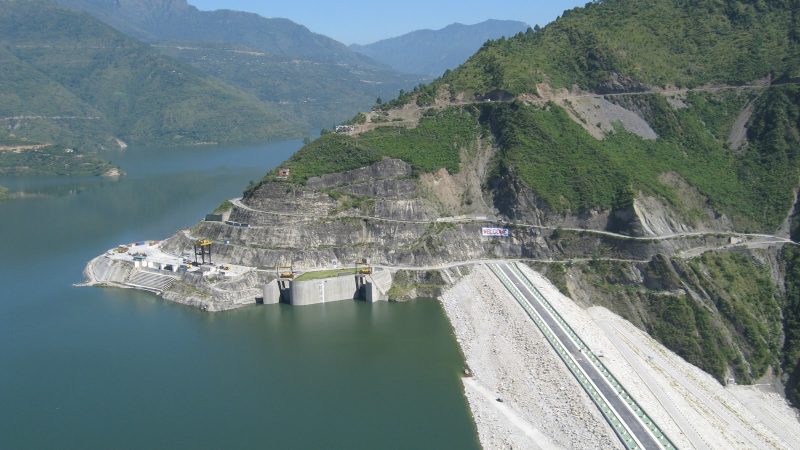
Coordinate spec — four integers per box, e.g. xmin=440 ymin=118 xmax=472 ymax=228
xmin=350 ymin=19 xmax=530 ymax=76
xmin=56 ymin=0 xmax=387 ymax=65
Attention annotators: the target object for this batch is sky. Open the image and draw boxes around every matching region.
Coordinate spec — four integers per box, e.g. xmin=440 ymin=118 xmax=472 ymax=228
xmin=188 ymin=0 xmax=588 ymax=45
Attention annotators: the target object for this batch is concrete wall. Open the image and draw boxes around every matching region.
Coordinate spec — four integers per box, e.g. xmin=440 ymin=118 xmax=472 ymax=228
xmin=289 ymin=275 xmax=360 ymax=306
xmin=262 ymin=280 xmax=281 ymax=305
xmin=368 ymin=270 xmax=392 ymax=302
xmin=258 ymin=270 xmax=393 ymax=306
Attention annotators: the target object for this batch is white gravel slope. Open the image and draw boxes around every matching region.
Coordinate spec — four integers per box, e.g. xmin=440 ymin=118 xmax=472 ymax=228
xmin=440 ymin=265 xmax=623 ymax=450
xmin=441 ymin=263 xmax=800 ymax=450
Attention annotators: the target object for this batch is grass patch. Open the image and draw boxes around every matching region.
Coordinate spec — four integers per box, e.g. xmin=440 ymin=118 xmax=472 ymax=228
xmin=213 ymin=200 xmax=233 ymax=214
xmin=255 ymin=107 xmax=481 ymax=185
xmin=294 ymin=268 xmax=357 ymax=282
xmin=686 ymin=252 xmax=783 ymax=382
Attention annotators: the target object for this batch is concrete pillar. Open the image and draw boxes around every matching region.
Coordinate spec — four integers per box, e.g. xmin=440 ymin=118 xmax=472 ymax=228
xmin=262 ymin=280 xmax=281 ymax=305
xmin=364 ymin=282 xmax=375 ymax=303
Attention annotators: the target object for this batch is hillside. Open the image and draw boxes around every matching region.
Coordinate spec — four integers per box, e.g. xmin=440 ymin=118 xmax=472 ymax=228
xmin=169 ymin=0 xmax=800 ymax=407
xmin=154 ymin=43 xmax=424 ymax=131
xmin=0 ymin=0 xmax=298 ymax=154
xmin=351 ymin=20 xmax=530 ymax=77
xmin=437 ymin=0 xmax=798 ymax=95
xmin=55 ymin=0 xmax=426 ymax=130
xmin=0 ymin=131 xmax=118 ymax=176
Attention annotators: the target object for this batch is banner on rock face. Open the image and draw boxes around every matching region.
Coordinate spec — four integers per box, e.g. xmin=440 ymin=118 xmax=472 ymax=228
xmin=481 ymin=227 xmax=510 ymax=238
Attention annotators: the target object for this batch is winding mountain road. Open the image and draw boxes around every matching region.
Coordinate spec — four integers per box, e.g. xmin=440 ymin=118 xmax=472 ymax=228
xmin=229 ymin=197 xmax=796 ymax=246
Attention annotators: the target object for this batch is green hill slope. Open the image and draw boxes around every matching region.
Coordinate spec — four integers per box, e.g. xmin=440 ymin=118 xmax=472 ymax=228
xmin=439 ymin=0 xmax=798 ymax=96
xmin=55 ymin=0 xmax=374 ymax=64
xmin=0 ymin=0 xmax=299 ymax=152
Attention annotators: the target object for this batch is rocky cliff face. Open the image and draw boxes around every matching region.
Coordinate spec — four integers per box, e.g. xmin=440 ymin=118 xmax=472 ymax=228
xmin=162 ymin=142 xmax=742 ymax=272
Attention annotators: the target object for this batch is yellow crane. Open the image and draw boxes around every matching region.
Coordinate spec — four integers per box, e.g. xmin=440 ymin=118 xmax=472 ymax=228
xmin=276 ymin=264 xmax=294 ymax=279
xmin=355 ymin=258 xmax=373 ymax=275
xmin=194 ymin=239 xmax=212 ymax=264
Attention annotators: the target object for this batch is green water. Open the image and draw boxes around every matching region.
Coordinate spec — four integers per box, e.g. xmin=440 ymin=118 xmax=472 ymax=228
xmin=0 ymin=141 xmax=478 ymax=449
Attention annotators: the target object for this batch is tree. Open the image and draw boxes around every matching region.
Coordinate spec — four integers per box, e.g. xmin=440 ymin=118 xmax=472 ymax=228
xmin=376 ymin=97 xmax=383 ymax=105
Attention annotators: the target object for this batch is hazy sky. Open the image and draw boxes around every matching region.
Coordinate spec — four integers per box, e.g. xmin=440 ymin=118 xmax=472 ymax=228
xmin=188 ymin=0 xmax=588 ymax=45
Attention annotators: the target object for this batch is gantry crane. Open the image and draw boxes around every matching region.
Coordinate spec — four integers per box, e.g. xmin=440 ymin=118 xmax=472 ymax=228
xmin=194 ymin=239 xmax=212 ymax=265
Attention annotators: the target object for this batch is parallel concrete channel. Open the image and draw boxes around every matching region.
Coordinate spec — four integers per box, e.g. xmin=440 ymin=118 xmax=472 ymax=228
xmin=126 ymin=270 xmax=178 ymax=293
xmin=489 ymin=262 xmax=677 ymax=450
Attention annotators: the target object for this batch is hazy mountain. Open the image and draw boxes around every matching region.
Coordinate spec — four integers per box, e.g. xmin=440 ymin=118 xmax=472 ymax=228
xmin=0 ymin=0 xmax=298 ymax=150
xmin=350 ymin=19 xmax=530 ymax=76
xmin=56 ymin=0 xmax=374 ymax=64
xmin=55 ymin=0 xmax=428 ymax=129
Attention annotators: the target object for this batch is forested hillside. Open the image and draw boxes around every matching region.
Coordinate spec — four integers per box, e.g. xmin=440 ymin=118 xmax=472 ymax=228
xmin=0 ymin=0 xmax=298 ymax=152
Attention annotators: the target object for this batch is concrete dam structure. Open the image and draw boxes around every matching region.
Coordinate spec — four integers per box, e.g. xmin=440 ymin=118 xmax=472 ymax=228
xmin=84 ymin=242 xmax=393 ymax=311
xmin=263 ymin=270 xmax=391 ymax=306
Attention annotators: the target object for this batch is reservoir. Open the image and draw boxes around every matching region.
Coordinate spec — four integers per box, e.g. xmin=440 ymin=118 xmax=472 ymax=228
xmin=0 ymin=141 xmax=479 ymax=449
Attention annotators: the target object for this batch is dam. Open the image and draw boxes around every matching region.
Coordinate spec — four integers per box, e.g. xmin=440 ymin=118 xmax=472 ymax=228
xmin=264 ymin=270 xmax=391 ymax=305
xmin=84 ymin=240 xmax=391 ymax=310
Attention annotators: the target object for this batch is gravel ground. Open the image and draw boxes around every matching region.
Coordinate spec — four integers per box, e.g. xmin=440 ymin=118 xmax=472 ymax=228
xmin=440 ymin=265 xmax=622 ymax=449
xmin=441 ymin=263 xmax=800 ymax=449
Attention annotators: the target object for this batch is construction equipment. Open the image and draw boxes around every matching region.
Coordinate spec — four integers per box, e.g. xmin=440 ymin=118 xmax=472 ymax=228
xmin=194 ymin=239 xmax=212 ymax=265
xmin=276 ymin=264 xmax=294 ymax=279
xmin=355 ymin=258 xmax=373 ymax=275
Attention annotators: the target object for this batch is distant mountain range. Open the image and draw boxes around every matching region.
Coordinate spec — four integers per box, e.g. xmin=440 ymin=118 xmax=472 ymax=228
xmin=56 ymin=0 xmax=378 ymax=65
xmin=0 ymin=0 xmax=297 ymax=150
xmin=351 ymin=20 xmax=530 ymax=76
xmin=54 ymin=0 xmax=427 ymax=131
